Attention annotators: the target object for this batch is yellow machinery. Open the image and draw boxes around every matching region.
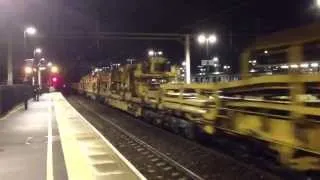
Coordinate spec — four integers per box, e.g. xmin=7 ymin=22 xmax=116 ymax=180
xmin=74 ymin=23 xmax=320 ymax=171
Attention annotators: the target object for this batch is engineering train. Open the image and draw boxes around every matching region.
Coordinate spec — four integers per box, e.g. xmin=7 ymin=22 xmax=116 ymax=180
xmin=73 ymin=24 xmax=320 ymax=172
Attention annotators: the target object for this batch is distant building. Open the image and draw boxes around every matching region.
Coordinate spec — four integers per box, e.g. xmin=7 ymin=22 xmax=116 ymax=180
xmin=192 ymin=58 xmax=235 ymax=83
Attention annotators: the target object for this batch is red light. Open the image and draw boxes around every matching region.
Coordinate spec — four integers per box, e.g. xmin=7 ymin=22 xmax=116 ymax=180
xmin=52 ymin=77 xmax=57 ymax=82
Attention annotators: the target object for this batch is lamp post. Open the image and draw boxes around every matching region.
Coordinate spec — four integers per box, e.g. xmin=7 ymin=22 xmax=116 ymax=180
xmin=33 ymin=48 xmax=42 ymax=88
xmin=198 ymin=34 xmax=217 ymax=58
xmin=24 ymin=27 xmax=37 ymax=59
xmin=148 ymin=50 xmax=163 ymax=57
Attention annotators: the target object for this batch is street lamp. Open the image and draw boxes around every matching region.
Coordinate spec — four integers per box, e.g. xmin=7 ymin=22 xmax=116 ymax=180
xmin=317 ymin=0 xmax=320 ymax=7
xmin=24 ymin=26 xmax=37 ymax=59
xmin=25 ymin=27 xmax=37 ymax=36
xmin=197 ymin=35 xmax=206 ymax=44
xmin=34 ymin=48 xmax=42 ymax=55
xmin=197 ymin=34 xmax=218 ymax=58
xmin=148 ymin=50 xmax=155 ymax=56
xmin=51 ymin=66 xmax=59 ymax=73
xmin=148 ymin=49 xmax=163 ymax=57
xmin=24 ymin=66 xmax=33 ymax=74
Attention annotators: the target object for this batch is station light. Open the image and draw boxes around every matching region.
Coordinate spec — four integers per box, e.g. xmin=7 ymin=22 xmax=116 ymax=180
xmin=300 ymin=63 xmax=309 ymax=68
xmin=208 ymin=35 xmax=217 ymax=44
xmin=213 ymin=57 xmax=219 ymax=62
xmin=290 ymin=64 xmax=299 ymax=68
xmin=25 ymin=26 xmax=37 ymax=36
xmin=148 ymin=50 xmax=155 ymax=56
xmin=311 ymin=63 xmax=319 ymax=68
xmin=264 ymin=50 xmax=269 ymax=54
xmin=281 ymin=65 xmax=289 ymax=69
xmin=39 ymin=67 xmax=47 ymax=71
xmin=197 ymin=34 xmax=206 ymax=44
xmin=148 ymin=50 xmax=163 ymax=57
xmin=47 ymin=62 xmax=53 ymax=67
xmin=51 ymin=66 xmax=59 ymax=73
xmin=198 ymin=34 xmax=217 ymax=44
xmin=24 ymin=66 xmax=32 ymax=74
xmin=34 ymin=48 xmax=42 ymax=54
xmin=317 ymin=0 xmax=320 ymax=7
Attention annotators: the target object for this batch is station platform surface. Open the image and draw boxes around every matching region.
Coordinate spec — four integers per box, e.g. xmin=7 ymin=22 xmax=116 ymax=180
xmin=0 ymin=93 xmax=145 ymax=180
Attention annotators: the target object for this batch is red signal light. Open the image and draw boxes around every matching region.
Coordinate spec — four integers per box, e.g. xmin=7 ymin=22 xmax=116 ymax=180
xmin=52 ymin=77 xmax=58 ymax=82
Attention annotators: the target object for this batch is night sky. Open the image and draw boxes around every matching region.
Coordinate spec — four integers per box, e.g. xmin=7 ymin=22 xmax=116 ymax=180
xmin=0 ymin=0 xmax=319 ymax=82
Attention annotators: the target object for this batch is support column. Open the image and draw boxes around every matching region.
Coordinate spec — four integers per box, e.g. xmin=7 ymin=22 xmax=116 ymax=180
xmin=240 ymin=49 xmax=250 ymax=80
xmin=185 ymin=34 xmax=191 ymax=84
xmin=38 ymin=68 xmax=41 ymax=89
xmin=7 ymin=31 xmax=13 ymax=85
xmin=288 ymin=45 xmax=305 ymax=112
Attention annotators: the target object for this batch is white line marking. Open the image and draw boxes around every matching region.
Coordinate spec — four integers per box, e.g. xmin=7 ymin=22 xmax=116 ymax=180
xmin=47 ymin=100 xmax=54 ymax=180
xmin=25 ymin=137 xmax=33 ymax=145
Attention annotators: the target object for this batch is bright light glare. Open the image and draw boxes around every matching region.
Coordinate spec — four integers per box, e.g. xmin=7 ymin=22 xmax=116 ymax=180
xmin=148 ymin=50 xmax=155 ymax=56
xmin=182 ymin=61 xmax=186 ymax=66
xmin=52 ymin=77 xmax=57 ymax=83
xmin=47 ymin=62 xmax=53 ymax=67
xmin=198 ymin=34 xmax=206 ymax=44
xmin=35 ymin=48 xmax=42 ymax=54
xmin=208 ymin=35 xmax=217 ymax=44
xmin=158 ymin=51 xmax=163 ymax=55
xmin=317 ymin=0 xmax=320 ymax=7
xmin=264 ymin=50 xmax=269 ymax=54
xmin=213 ymin=57 xmax=219 ymax=62
xmin=290 ymin=64 xmax=299 ymax=68
xmin=311 ymin=63 xmax=319 ymax=68
xmin=281 ymin=65 xmax=289 ymax=69
xmin=39 ymin=67 xmax=46 ymax=71
xmin=25 ymin=27 xmax=37 ymax=35
xmin=300 ymin=63 xmax=309 ymax=68
xmin=24 ymin=66 xmax=32 ymax=74
xmin=51 ymin=66 xmax=59 ymax=73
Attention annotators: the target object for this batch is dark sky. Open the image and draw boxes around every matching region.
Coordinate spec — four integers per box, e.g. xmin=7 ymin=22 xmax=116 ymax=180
xmin=0 ymin=0 xmax=319 ymax=81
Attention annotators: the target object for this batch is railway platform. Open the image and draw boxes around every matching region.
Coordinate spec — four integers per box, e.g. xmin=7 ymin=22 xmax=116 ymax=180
xmin=0 ymin=92 xmax=145 ymax=180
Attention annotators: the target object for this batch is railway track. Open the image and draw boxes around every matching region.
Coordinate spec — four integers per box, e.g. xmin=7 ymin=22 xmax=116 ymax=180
xmin=70 ymin=97 xmax=204 ymax=180
xmin=68 ymin=95 xmax=284 ymax=180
